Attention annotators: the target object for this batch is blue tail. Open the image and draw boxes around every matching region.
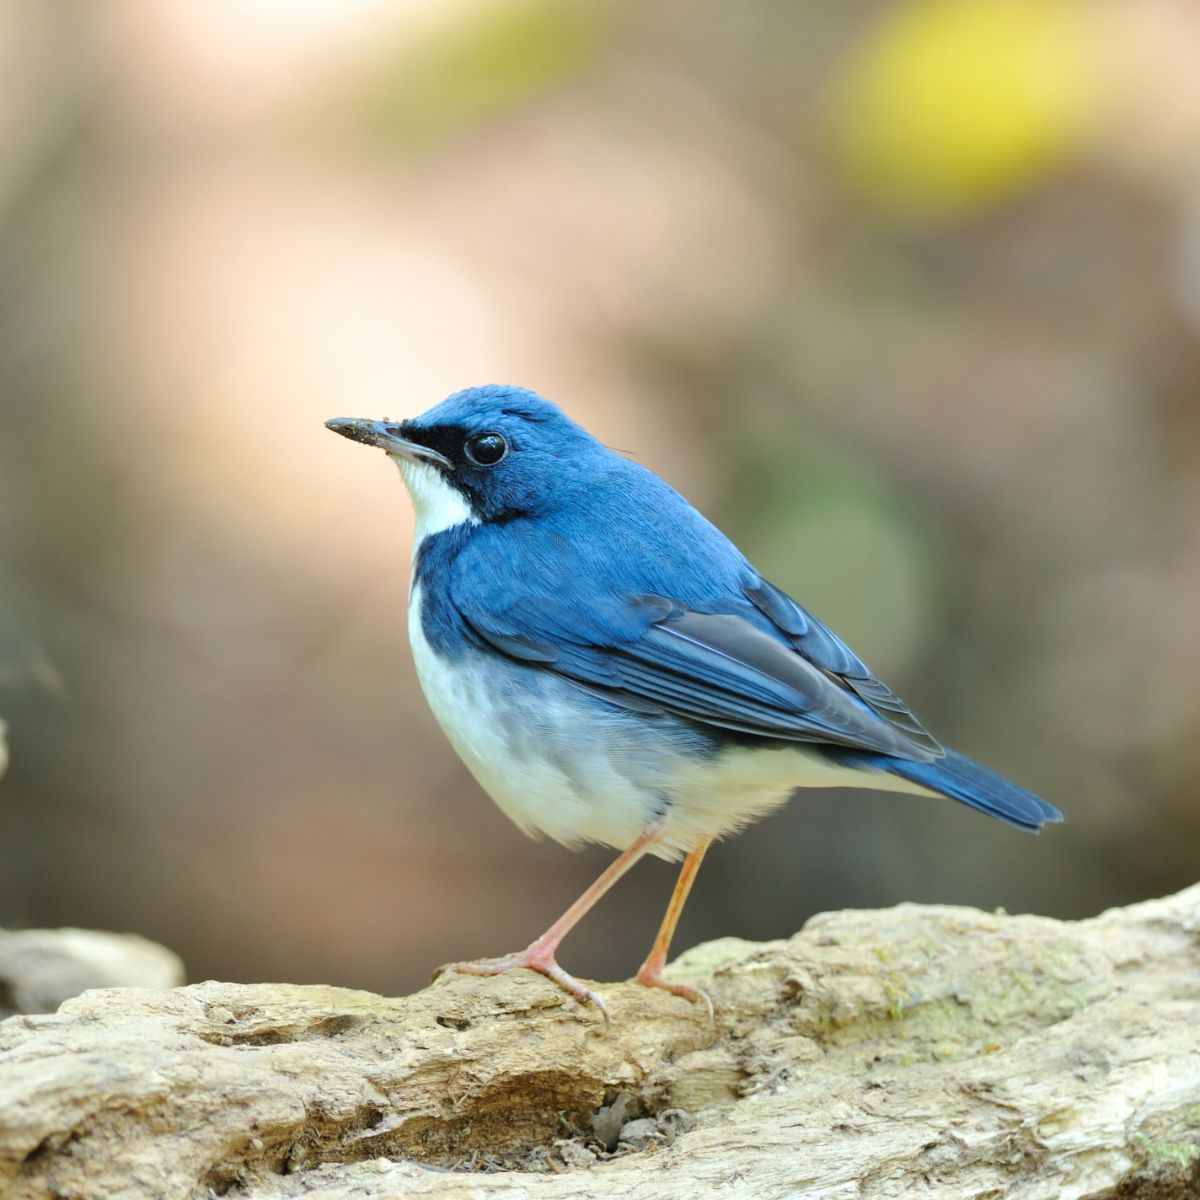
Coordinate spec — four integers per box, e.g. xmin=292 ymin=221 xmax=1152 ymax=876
xmin=835 ymin=748 xmax=1063 ymax=833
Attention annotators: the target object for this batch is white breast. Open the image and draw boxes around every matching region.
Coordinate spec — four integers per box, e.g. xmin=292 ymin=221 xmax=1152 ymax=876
xmin=390 ymin=455 xmax=597 ymax=840
xmin=407 ymin=583 xmax=663 ymax=849
xmin=394 ymin=454 xmax=651 ymax=847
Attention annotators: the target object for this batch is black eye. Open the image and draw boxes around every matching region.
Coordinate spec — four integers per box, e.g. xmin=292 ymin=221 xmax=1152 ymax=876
xmin=464 ymin=431 xmax=508 ymax=466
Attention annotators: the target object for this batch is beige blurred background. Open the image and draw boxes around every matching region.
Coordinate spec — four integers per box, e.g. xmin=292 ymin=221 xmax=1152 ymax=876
xmin=2 ymin=0 xmax=1198 ymax=995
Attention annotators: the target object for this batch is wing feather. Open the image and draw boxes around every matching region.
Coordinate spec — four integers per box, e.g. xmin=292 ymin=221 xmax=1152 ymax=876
xmin=743 ymin=578 xmax=943 ymax=756
xmin=460 ymin=595 xmax=939 ymax=761
xmin=445 ymin=521 xmax=941 ymax=762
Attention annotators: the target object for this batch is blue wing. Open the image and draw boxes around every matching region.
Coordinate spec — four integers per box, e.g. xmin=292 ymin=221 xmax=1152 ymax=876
xmin=445 ymin=511 xmax=942 ymax=763
xmin=741 ymin=577 xmax=942 ymax=755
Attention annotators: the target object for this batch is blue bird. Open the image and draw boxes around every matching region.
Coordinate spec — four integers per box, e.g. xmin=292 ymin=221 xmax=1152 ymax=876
xmin=327 ymin=385 xmax=1060 ymax=1015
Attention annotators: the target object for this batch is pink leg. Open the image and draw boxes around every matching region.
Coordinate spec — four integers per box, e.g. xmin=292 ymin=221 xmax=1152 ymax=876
xmin=635 ymin=838 xmax=713 ymax=1017
xmin=435 ymin=818 xmax=666 ymax=1017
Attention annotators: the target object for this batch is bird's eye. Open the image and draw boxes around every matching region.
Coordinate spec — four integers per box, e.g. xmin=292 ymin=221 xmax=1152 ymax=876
xmin=464 ymin=431 xmax=508 ymax=466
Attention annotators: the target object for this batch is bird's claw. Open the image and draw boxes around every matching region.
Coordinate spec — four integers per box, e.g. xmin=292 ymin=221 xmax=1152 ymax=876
xmin=634 ymin=963 xmax=714 ymax=1021
xmin=434 ymin=947 xmax=610 ymax=1020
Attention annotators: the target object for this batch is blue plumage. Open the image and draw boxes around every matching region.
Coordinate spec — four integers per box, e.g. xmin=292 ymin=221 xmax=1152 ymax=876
xmin=832 ymin=749 xmax=1061 ymax=832
xmin=327 ymin=384 xmax=1062 ymax=1014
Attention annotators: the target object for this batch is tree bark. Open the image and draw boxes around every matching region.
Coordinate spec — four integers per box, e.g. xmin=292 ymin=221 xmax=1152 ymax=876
xmin=1 ymin=886 xmax=1198 ymax=1199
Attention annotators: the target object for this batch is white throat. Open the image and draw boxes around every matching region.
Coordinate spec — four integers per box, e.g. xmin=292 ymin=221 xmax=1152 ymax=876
xmin=393 ymin=457 xmax=478 ymax=546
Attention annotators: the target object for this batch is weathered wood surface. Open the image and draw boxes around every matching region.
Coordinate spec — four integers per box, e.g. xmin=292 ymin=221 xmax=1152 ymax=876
xmin=1 ymin=886 xmax=1197 ymax=1199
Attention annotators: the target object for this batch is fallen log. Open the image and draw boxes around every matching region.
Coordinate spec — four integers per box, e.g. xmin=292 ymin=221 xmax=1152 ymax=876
xmin=1 ymin=886 xmax=1197 ymax=1199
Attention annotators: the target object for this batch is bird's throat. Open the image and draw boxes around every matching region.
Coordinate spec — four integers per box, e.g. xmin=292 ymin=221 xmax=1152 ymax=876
xmin=393 ymin=457 xmax=479 ymax=543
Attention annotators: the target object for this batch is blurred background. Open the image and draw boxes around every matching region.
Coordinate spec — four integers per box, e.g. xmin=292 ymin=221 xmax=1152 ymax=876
xmin=2 ymin=0 xmax=1199 ymax=995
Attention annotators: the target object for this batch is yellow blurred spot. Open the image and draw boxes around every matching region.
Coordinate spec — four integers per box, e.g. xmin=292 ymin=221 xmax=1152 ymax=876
xmin=829 ymin=0 xmax=1109 ymax=218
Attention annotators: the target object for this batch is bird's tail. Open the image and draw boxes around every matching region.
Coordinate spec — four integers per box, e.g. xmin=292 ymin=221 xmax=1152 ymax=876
xmin=836 ymin=748 xmax=1062 ymax=833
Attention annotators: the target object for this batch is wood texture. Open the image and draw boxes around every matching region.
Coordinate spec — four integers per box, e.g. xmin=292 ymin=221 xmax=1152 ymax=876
xmin=1 ymin=886 xmax=1198 ymax=1199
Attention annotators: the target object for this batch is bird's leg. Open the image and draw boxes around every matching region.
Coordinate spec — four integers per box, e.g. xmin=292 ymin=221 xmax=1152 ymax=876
xmin=634 ymin=838 xmax=713 ymax=1017
xmin=434 ymin=817 xmax=667 ymax=1017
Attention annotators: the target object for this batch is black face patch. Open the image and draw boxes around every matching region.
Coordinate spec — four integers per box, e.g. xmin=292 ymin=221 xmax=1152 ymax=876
xmin=396 ymin=421 xmax=473 ymax=470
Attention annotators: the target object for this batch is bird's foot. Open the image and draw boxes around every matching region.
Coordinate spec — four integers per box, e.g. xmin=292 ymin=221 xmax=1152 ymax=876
xmin=434 ymin=945 xmax=609 ymax=1019
xmin=634 ymin=961 xmax=714 ymax=1021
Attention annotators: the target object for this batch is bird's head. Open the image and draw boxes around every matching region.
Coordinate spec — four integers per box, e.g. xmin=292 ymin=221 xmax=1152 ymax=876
xmin=327 ymin=385 xmax=608 ymax=535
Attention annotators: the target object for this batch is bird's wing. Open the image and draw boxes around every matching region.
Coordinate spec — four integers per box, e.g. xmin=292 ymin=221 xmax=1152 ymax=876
xmin=450 ymin=550 xmax=941 ymax=761
xmin=741 ymin=577 xmax=943 ymax=756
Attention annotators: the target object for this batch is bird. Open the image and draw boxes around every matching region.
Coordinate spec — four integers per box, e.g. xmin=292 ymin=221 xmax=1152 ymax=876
xmin=326 ymin=384 xmax=1061 ymax=1017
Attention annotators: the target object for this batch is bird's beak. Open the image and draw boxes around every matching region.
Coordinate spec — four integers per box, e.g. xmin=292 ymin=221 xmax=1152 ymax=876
xmin=324 ymin=418 xmax=453 ymax=470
